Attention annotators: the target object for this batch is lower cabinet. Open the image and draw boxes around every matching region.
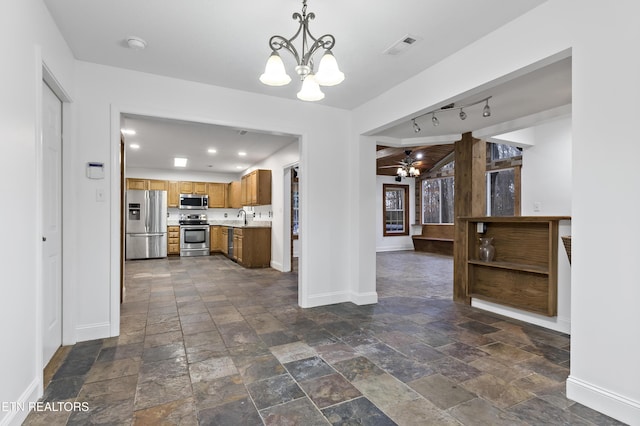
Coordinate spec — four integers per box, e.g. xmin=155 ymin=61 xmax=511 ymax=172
xmin=167 ymin=226 xmax=180 ymax=255
xmin=222 ymin=227 xmax=270 ymax=268
xmin=210 ymin=226 xmax=222 ymax=252
xmin=221 ymin=227 xmax=229 ymax=255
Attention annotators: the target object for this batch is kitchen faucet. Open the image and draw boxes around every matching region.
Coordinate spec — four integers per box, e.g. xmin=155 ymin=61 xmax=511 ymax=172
xmin=237 ymin=209 xmax=247 ymax=226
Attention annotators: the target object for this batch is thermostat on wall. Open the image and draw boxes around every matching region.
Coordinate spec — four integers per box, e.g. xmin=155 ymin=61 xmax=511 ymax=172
xmin=86 ymin=162 xmax=105 ymax=179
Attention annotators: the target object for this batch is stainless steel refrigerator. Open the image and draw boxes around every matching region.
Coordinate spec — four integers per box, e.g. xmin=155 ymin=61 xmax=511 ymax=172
xmin=125 ymin=190 xmax=168 ymax=259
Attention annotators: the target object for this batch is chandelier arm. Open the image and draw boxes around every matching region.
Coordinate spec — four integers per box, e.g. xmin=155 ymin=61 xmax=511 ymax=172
xmin=301 ymin=34 xmax=336 ymax=66
xmin=268 ymin=35 xmax=301 ymax=65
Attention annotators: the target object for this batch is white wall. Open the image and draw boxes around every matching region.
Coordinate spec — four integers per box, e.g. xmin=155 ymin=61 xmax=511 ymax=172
xmin=351 ymin=2 xmax=640 ymax=423
xmin=0 ymin=1 xmax=76 ymax=424
xmin=521 ymin=117 xmax=572 ymax=216
xmin=376 ymin=176 xmax=416 ymax=252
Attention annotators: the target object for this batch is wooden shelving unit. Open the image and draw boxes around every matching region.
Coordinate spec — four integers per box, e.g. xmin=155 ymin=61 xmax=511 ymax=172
xmin=460 ymin=216 xmax=570 ymax=317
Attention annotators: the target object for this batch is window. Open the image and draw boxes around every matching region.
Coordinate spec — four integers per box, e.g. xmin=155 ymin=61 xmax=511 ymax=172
xmin=487 ymin=168 xmax=516 ymax=216
xmin=383 ymin=184 xmax=409 ymax=236
xmin=490 ymin=143 xmax=521 ymax=161
xmin=422 ymin=177 xmax=454 ymax=224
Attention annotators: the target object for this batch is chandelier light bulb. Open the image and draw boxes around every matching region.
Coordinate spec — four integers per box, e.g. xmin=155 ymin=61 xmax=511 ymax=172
xmin=259 ymin=52 xmax=292 ymax=86
xmin=315 ymin=50 xmax=345 ymax=86
xmin=297 ymin=74 xmax=325 ymax=101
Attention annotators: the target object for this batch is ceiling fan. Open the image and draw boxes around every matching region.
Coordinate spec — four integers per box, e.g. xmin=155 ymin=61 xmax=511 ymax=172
xmin=380 ymin=150 xmax=422 ymax=179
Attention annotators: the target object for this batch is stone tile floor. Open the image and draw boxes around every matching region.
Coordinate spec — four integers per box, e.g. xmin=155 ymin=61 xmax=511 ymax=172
xmin=25 ymin=251 xmax=626 ymax=425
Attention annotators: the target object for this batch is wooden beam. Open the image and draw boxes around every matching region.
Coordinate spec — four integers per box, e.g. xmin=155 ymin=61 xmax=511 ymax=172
xmin=453 ymin=133 xmax=486 ymax=303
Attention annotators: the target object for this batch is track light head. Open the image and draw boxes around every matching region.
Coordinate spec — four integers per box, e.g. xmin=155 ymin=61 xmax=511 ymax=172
xmin=459 ymin=109 xmax=467 ymax=120
xmin=483 ymin=100 xmax=491 ymax=117
xmin=431 ymin=113 xmax=439 ymax=126
xmin=412 ymin=119 xmax=421 ymax=133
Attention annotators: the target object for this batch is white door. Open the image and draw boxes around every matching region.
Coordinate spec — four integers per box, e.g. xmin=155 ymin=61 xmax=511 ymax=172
xmin=42 ymin=81 xmax=62 ymax=366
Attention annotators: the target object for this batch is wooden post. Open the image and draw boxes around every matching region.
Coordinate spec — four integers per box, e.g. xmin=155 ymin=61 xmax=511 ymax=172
xmin=453 ymin=133 xmax=486 ymax=303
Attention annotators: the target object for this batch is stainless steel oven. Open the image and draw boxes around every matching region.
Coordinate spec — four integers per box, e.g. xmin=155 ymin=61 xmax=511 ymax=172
xmin=179 ymin=214 xmax=210 ymax=256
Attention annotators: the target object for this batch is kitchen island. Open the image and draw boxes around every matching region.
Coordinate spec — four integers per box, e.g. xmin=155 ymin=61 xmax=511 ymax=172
xmin=221 ymin=225 xmax=271 ymax=268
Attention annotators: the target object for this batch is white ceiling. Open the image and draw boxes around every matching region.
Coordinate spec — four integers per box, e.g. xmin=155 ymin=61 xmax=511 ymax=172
xmin=122 ymin=115 xmax=297 ymax=174
xmin=374 ymin=56 xmax=572 ymax=141
xmin=43 ymin=0 xmax=546 ymax=109
xmin=44 ymin=0 xmax=563 ymax=172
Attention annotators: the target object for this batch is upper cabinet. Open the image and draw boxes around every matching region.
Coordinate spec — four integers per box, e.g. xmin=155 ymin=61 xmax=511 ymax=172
xmin=168 ymin=181 xmax=180 ymax=208
xmin=178 ymin=181 xmax=206 ymax=195
xmin=241 ymin=169 xmax=271 ymax=206
xmin=126 ymin=178 xmax=167 ymax=191
xmin=207 ymin=183 xmax=226 ymax=208
xmin=127 ymin=176 xmax=269 ymax=208
xmin=227 ymin=181 xmax=242 ymax=208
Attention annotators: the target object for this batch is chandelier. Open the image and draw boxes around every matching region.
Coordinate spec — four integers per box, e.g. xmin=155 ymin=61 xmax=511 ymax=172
xmin=259 ymin=0 xmax=345 ymax=101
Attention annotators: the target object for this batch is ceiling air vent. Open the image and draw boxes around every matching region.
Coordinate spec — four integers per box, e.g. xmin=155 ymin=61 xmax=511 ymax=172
xmin=383 ymin=34 xmax=421 ymax=56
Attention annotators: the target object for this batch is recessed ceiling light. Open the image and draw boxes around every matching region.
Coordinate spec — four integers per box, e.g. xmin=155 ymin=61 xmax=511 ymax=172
xmin=121 ymin=129 xmax=136 ymax=135
xmin=129 ymin=143 xmax=140 ymax=150
xmin=174 ymin=157 xmax=187 ymax=167
xmin=236 ymin=166 xmax=243 ymax=169
xmin=207 ymin=148 xmax=217 ymax=154
xmin=238 ymin=151 xmax=247 ymax=157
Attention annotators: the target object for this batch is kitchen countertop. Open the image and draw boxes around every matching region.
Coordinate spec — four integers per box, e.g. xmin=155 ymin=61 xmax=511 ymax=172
xmin=167 ymin=220 xmax=271 ymax=229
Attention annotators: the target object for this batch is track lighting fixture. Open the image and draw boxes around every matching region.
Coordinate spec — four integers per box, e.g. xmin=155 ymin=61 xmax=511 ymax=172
xmin=409 ymin=96 xmax=492 ymax=132
xmin=483 ymin=99 xmax=491 ymax=117
xmin=412 ymin=119 xmax=421 ymax=133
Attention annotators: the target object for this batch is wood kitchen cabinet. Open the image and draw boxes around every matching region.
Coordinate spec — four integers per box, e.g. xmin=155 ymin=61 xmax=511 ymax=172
xmin=148 ymin=180 xmax=167 ymax=190
xmin=227 ymin=181 xmax=242 ymax=208
xmin=240 ymin=169 xmax=271 ymax=206
xmin=233 ymin=229 xmax=243 ymax=264
xmin=229 ymin=227 xmax=271 ymax=268
xmin=126 ymin=178 xmax=168 ymax=191
xmin=167 ymin=181 xmax=180 ymax=207
xmin=210 ymin=225 xmax=222 ymax=252
xmin=167 ymin=226 xmax=180 ymax=255
xmin=221 ymin=227 xmax=229 ymax=255
xmin=126 ymin=178 xmax=147 ymax=190
xmin=207 ymin=183 xmax=226 ymax=208
xmin=193 ymin=182 xmax=207 ymax=195
xmin=179 ymin=181 xmax=208 ymax=196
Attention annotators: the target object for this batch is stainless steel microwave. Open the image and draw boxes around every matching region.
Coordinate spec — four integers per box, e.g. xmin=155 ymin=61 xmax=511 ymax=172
xmin=179 ymin=194 xmax=208 ymax=210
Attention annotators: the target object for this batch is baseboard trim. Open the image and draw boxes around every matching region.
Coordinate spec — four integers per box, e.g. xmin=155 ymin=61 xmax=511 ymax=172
xmin=75 ymin=322 xmax=112 ymax=342
xmin=270 ymin=260 xmax=283 ymax=272
xmin=350 ymin=291 xmax=378 ymax=305
xmin=301 ymin=291 xmax=350 ymax=308
xmin=376 ymin=245 xmax=414 ymax=252
xmin=566 ymin=375 xmax=640 ymax=425
xmin=471 ymin=299 xmax=571 ymax=334
xmin=0 ymin=377 xmax=39 ymax=426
